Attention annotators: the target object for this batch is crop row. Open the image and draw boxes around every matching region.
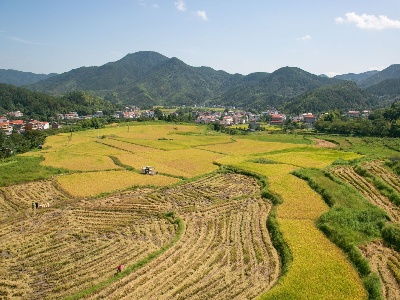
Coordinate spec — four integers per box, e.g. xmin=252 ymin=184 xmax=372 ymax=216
xmin=0 ymin=180 xmax=178 ymax=300
xmin=0 ymin=180 xmax=69 ymax=222
xmin=330 ymin=166 xmax=400 ymax=223
xmin=360 ymin=241 xmax=400 ymax=300
xmin=362 ymin=161 xmax=400 ymax=194
xmin=88 ymin=197 xmax=279 ymax=299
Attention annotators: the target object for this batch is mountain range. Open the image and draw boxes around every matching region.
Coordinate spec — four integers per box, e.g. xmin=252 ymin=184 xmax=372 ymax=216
xmin=1 ymin=51 xmax=400 ymax=113
xmin=0 ymin=69 xmax=57 ymax=86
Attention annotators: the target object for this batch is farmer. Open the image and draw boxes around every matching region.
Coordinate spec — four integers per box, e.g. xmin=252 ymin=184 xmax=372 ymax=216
xmin=32 ymin=202 xmax=35 ymax=209
xmin=117 ymin=264 xmax=123 ymax=274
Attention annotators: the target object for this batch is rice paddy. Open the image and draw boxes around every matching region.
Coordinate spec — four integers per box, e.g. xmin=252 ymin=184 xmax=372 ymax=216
xmin=1 ymin=123 xmax=399 ymax=299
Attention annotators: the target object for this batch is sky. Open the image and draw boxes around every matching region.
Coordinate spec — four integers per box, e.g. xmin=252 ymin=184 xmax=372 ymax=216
xmin=1 ymin=0 xmax=400 ymax=77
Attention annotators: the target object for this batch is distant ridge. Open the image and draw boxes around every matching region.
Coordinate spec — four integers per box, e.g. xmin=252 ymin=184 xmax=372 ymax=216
xmin=359 ymin=64 xmax=400 ymax=88
xmin=0 ymin=50 xmax=394 ymax=110
xmin=0 ymin=69 xmax=57 ymax=86
xmin=334 ymin=70 xmax=378 ymax=85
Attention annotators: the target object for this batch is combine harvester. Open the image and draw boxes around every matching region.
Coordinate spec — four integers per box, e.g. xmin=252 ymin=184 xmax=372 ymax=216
xmin=141 ymin=166 xmax=157 ymax=175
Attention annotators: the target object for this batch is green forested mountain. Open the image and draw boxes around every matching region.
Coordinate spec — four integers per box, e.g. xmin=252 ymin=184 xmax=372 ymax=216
xmin=217 ymin=67 xmax=340 ymax=110
xmin=0 ymin=84 xmax=119 ymax=119
xmin=283 ymin=81 xmax=378 ymax=114
xmin=359 ymin=64 xmax=400 ymax=88
xmin=334 ymin=70 xmax=378 ymax=84
xmin=28 ymin=51 xmax=242 ymax=107
xmin=365 ymin=78 xmax=400 ymax=97
xmin=27 ymin=52 xmax=344 ymax=109
xmin=22 ymin=51 xmax=399 ymax=111
xmin=0 ymin=69 xmax=57 ymax=86
xmin=115 ymin=57 xmax=243 ymax=107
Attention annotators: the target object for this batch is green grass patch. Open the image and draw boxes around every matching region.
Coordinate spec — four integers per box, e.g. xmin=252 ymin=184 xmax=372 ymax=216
xmin=0 ymin=156 xmax=68 ymax=186
xmin=381 ymin=223 xmax=400 ymax=252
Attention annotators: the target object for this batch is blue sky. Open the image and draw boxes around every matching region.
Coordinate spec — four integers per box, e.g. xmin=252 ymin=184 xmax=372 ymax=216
xmin=1 ymin=0 xmax=399 ymax=76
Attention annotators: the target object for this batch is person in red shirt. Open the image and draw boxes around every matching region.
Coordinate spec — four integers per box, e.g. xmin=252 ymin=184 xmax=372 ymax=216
xmin=117 ymin=264 xmax=123 ymax=274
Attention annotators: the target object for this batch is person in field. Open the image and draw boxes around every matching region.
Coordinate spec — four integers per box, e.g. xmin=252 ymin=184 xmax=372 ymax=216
xmin=117 ymin=264 xmax=123 ymax=274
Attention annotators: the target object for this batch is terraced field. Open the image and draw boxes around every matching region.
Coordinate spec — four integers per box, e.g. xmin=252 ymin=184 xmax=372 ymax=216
xmin=330 ymin=164 xmax=400 ymax=299
xmin=330 ymin=165 xmax=400 ymax=222
xmin=0 ymin=173 xmax=279 ymax=300
xmin=3 ymin=124 xmax=400 ymax=299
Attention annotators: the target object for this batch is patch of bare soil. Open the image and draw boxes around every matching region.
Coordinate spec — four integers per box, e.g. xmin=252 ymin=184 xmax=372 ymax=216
xmin=313 ymin=138 xmax=337 ymax=148
xmin=359 ymin=241 xmax=400 ymax=300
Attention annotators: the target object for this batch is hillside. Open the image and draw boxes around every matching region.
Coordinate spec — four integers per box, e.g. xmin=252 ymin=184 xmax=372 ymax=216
xmin=0 ymin=69 xmax=56 ymax=86
xmin=116 ymin=57 xmax=242 ymax=107
xmin=28 ymin=51 xmax=241 ymax=107
xmin=0 ymin=83 xmax=119 ymax=117
xmin=359 ymin=64 xmax=400 ymax=88
xmin=334 ymin=70 xmax=378 ymax=84
xmin=27 ymin=52 xmax=345 ymax=110
xmin=217 ymin=67 xmax=340 ymax=109
xmin=365 ymin=78 xmax=400 ymax=97
xmin=283 ymin=81 xmax=378 ymax=114
xmin=22 ymin=52 xmax=400 ymax=110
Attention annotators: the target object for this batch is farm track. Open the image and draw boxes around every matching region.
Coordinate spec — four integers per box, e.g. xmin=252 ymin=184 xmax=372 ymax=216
xmin=0 ymin=173 xmax=279 ymax=300
xmin=330 ymin=164 xmax=400 ymax=299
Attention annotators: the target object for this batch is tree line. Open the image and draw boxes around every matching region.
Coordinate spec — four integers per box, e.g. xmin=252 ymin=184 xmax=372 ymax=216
xmin=315 ymin=101 xmax=400 ymax=137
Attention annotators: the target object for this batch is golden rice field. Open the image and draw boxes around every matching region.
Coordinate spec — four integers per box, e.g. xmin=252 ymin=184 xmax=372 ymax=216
xmin=116 ymin=148 xmax=224 ymax=178
xmin=3 ymin=123 xmax=399 ymax=299
xmin=0 ymin=173 xmax=280 ymax=300
xmin=56 ymin=170 xmax=180 ymax=198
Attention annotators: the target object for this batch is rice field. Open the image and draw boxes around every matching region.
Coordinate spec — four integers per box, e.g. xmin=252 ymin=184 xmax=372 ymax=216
xmin=56 ymin=170 xmax=180 ymax=198
xmin=0 ymin=173 xmax=279 ymax=300
xmin=2 ymin=124 xmax=398 ymax=299
xmin=116 ymin=148 xmax=224 ymax=178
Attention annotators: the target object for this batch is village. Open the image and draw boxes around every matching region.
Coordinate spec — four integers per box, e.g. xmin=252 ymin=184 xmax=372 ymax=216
xmin=0 ymin=107 xmax=371 ymax=135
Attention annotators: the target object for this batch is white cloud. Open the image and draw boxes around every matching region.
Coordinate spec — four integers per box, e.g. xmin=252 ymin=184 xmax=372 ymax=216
xmin=175 ymin=0 xmax=186 ymax=12
xmin=335 ymin=12 xmax=400 ymax=30
xmin=297 ymin=34 xmax=311 ymax=41
xmin=8 ymin=36 xmax=41 ymax=45
xmin=138 ymin=1 xmax=159 ymax=9
xmin=196 ymin=10 xmax=208 ymax=21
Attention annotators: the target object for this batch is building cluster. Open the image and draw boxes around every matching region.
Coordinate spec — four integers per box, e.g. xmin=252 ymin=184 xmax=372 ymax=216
xmin=194 ymin=110 xmax=248 ymax=125
xmin=109 ymin=106 xmax=158 ymax=119
xmin=0 ymin=114 xmax=50 ymax=136
xmin=0 ymin=106 xmax=372 ymax=136
xmin=56 ymin=111 xmax=104 ymax=120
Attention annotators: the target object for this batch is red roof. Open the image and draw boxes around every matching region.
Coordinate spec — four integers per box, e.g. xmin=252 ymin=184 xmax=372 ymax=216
xmin=10 ymin=120 xmax=24 ymax=125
